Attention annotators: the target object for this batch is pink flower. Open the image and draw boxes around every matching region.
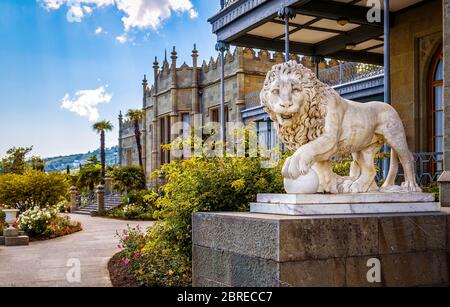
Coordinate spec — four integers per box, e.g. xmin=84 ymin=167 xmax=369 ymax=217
xmin=123 ymin=259 xmax=130 ymax=266
xmin=117 ymin=244 xmax=122 ymax=249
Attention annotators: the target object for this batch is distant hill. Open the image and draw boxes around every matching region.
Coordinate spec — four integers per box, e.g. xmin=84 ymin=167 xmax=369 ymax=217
xmin=44 ymin=146 xmax=119 ymax=173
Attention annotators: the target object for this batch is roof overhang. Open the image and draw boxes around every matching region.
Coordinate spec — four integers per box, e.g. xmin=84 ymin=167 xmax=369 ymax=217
xmin=209 ymin=0 xmax=427 ymax=65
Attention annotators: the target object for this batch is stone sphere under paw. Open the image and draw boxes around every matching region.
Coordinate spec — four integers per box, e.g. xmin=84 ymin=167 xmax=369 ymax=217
xmin=283 ymin=169 xmax=319 ymax=194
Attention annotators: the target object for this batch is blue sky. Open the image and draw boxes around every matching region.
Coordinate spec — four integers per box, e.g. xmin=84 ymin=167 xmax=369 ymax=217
xmin=0 ymin=0 xmax=219 ymax=158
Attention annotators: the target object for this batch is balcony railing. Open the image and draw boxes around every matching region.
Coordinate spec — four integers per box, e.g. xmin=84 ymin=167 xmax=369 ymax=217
xmin=318 ymin=62 xmax=384 ymax=87
xmin=221 ymin=0 xmax=240 ymax=9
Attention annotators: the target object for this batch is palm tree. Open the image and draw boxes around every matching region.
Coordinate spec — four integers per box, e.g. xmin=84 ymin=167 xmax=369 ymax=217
xmin=126 ymin=109 xmax=145 ymax=168
xmin=92 ymin=120 xmax=114 ymax=181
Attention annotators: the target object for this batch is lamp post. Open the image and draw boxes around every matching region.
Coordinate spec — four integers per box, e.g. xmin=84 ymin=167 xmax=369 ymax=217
xmin=278 ymin=6 xmax=296 ymax=62
xmin=383 ymin=0 xmax=391 ymax=179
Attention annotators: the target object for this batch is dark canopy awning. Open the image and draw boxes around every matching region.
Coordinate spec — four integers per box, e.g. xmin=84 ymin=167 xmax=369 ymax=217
xmin=208 ymin=0 xmax=426 ymax=65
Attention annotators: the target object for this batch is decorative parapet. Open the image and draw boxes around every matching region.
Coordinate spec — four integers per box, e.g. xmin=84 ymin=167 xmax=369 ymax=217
xmin=212 ymin=0 xmax=270 ymax=33
xmin=222 ymin=0 xmax=240 ymax=10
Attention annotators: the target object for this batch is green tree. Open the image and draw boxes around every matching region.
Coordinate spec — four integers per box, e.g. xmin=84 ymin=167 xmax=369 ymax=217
xmin=85 ymin=155 xmax=100 ymax=166
xmin=77 ymin=160 xmax=102 ymax=191
xmin=30 ymin=156 xmax=46 ymax=172
xmin=111 ymin=166 xmax=146 ymax=193
xmin=0 ymin=170 xmax=69 ymax=212
xmin=92 ymin=121 xmax=114 ymax=181
xmin=0 ymin=146 xmax=33 ymax=174
xmin=126 ymin=109 xmax=145 ymax=168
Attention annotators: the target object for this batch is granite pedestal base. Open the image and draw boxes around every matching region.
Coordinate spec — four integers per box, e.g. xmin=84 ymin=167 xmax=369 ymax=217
xmin=192 ymin=210 xmax=450 ymax=287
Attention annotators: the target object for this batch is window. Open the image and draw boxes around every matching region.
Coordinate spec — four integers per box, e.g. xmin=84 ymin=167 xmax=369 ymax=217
xmin=182 ymin=113 xmax=191 ymax=158
xmin=126 ymin=148 xmax=132 ymax=166
xmin=210 ymin=105 xmax=229 ymax=137
xmin=428 ymin=48 xmax=443 ymax=174
xmin=159 ymin=116 xmax=171 ymax=166
xmin=211 ymin=108 xmax=219 ymax=123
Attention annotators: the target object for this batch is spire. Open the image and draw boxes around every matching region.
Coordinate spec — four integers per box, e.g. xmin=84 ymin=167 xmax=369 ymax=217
xmin=170 ymin=46 xmax=177 ymax=86
xmin=142 ymin=74 xmax=148 ymax=87
xmin=164 ymin=48 xmax=168 ymax=63
xmin=192 ymin=43 xmax=199 ymax=68
xmin=171 ymin=46 xmax=178 ymax=60
xmin=118 ymin=111 xmax=123 ymax=125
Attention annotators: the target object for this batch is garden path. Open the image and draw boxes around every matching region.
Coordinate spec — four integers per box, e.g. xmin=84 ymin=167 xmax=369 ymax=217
xmin=0 ymin=214 xmax=153 ymax=287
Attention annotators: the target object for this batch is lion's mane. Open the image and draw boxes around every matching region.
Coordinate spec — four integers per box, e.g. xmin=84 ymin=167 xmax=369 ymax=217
xmin=260 ymin=61 xmax=338 ymax=151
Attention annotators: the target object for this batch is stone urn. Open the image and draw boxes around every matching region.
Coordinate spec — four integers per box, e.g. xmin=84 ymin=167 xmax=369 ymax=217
xmin=2 ymin=209 xmax=20 ymax=230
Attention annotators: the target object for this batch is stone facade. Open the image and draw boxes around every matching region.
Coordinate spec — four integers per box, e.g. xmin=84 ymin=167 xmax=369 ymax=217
xmin=390 ymin=0 xmax=443 ymax=152
xmin=192 ymin=211 xmax=450 ymax=287
xmin=118 ymin=46 xmax=340 ymax=179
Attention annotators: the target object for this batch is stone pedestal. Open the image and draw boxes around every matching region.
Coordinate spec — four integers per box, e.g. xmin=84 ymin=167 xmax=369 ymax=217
xmin=192 ymin=210 xmax=450 ymax=287
xmin=4 ymin=236 xmax=29 ymax=246
xmin=438 ymin=171 xmax=450 ymax=207
xmin=104 ymin=175 xmax=113 ymax=195
xmin=251 ymin=192 xmax=439 ymax=215
xmin=69 ymin=186 xmax=78 ymax=212
xmin=96 ymin=184 xmax=105 ymax=214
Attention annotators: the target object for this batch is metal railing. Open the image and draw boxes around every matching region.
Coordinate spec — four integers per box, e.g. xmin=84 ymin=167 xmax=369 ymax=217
xmin=318 ymin=62 xmax=384 ymax=87
xmin=376 ymin=152 xmax=443 ymax=186
xmin=221 ymin=0 xmax=240 ymax=9
xmin=244 ymin=62 xmax=384 ymax=109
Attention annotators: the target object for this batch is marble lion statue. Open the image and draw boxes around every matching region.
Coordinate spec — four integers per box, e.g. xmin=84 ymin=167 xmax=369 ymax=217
xmin=260 ymin=60 xmax=421 ymax=193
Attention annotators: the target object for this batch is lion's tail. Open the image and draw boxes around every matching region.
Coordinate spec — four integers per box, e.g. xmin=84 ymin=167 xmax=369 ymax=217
xmin=383 ymin=149 xmax=398 ymax=187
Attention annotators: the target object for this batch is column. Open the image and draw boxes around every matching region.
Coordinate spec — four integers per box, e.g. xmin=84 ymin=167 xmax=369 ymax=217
xmin=277 ymin=6 xmax=296 ymax=62
xmin=438 ymin=0 xmax=450 ymax=206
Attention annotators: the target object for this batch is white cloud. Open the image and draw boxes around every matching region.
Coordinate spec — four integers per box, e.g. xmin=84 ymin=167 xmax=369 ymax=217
xmin=95 ymin=26 xmax=103 ymax=34
xmin=39 ymin=0 xmax=198 ymax=32
xmin=115 ymin=34 xmax=128 ymax=43
xmin=66 ymin=5 xmax=84 ymax=22
xmin=60 ymin=85 xmax=112 ymax=122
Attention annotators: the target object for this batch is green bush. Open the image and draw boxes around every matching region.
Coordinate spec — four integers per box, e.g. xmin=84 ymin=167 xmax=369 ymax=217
xmin=0 ymin=210 xmax=5 ymax=234
xmin=107 ymin=190 xmax=158 ymax=220
xmin=0 ymin=170 xmax=70 ymax=212
xmin=77 ymin=164 xmax=102 ymax=191
xmin=111 ymin=166 xmax=146 ymax=193
xmin=119 ymin=156 xmax=284 ymax=287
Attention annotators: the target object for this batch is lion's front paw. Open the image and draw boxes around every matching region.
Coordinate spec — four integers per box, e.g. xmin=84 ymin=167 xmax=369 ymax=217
xmin=401 ymin=181 xmax=422 ymax=192
xmin=341 ymin=179 xmax=354 ymax=193
xmin=282 ymin=154 xmax=311 ymax=179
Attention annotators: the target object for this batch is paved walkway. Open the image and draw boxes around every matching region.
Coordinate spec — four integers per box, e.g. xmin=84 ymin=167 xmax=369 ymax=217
xmin=0 ymin=214 xmax=153 ymax=287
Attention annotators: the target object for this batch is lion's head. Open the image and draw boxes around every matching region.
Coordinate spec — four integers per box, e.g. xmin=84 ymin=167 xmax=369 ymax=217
xmin=260 ymin=60 xmax=338 ymax=151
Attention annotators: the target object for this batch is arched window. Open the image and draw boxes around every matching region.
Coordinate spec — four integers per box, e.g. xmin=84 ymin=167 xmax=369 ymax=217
xmin=428 ymin=48 xmax=443 ymax=173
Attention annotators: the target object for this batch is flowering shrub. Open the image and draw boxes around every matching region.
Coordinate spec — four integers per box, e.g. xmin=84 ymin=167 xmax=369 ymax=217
xmin=18 ymin=206 xmax=56 ymax=236
xmin=123 ymin=204 xmax=144 ymax=219
xmin=18 ymin=206 xmax=81 ymax=238
xmin=117 ymin=226 xmax=146 ymax=274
